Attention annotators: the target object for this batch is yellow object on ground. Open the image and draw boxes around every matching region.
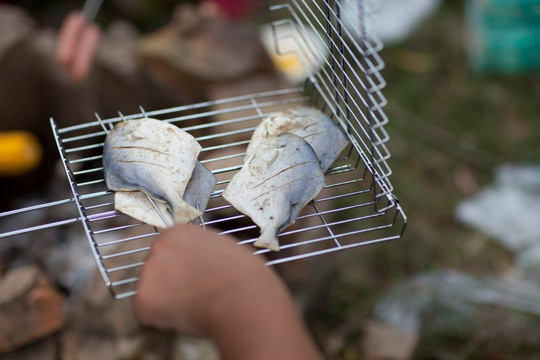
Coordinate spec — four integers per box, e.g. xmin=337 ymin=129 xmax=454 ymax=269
xmin=0 ymin=131 xmax=43 ymax=176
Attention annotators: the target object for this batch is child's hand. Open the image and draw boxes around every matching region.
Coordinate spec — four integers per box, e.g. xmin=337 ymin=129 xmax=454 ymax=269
xmin=133 ymin=224 xmax=323 ymax=360
xmin=132 ymin=223 xmax=269 ymax=335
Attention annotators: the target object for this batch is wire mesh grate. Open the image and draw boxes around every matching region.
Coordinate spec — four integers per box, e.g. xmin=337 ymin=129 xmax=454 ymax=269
xmin=268 ymin=0 xmax=395 ymax=200
xmin=0 ymin=0 xmax=406 ymax=299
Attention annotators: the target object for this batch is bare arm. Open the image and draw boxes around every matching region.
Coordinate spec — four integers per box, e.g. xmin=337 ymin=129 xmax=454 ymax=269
xmin=133 ymin=224 xmax=323 ymax=360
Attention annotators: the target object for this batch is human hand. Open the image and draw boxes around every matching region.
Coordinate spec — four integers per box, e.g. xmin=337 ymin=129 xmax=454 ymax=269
xmin=133 ymin=224 xmax=323 ymax=360
xmin=132 ymin=223 xmax=271 ymax=335
xmin=56 ymin=11 xmax=101 ymax=81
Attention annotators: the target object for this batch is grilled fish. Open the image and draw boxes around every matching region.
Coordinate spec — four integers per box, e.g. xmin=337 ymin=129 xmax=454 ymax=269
xmin=114 ymin=161 xmax=217 ymax=228
xmin=246 ymin=106 xmax=348 ymax=172
xmin=222 ymin=133 xmax=325 ymax=251
xmin=103 ymin=118 xmax=202 ymax=224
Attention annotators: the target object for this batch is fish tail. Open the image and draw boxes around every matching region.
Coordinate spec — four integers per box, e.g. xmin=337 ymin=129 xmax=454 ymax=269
xmin=172 ymin=200 xmax=204 ymax=224
xmin=254 ymin=228 xmax=280 ymax=251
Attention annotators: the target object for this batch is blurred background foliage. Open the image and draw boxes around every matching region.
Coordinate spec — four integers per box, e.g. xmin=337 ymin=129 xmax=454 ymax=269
xmin=307 ymin=1 xmax=540 ymax=359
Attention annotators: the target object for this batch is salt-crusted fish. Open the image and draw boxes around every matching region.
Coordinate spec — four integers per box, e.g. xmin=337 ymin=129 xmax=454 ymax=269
xmin=103 ymin=118 xmax=202 ymax=224
xmin=223 ymin=133 xmax=325 ymax=251
xmin=246 ymin=106 xmax=349 ymax=172
xmin=113 ymin=161 xmax=217 ymax=228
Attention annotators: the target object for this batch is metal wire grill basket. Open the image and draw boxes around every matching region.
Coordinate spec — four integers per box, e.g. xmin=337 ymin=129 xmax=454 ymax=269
xmin=0 ymin=0 xmax=406 ymax=299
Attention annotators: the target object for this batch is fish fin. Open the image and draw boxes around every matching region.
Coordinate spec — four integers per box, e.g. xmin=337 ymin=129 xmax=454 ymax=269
xmin=172 ymin=201 xmax=204 ymax=224
xmin=254 ymin=228 xmax=280 ymax=251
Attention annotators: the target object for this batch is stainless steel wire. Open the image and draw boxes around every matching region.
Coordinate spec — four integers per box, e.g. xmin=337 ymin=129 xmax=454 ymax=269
xmin=0 ymin=0 xmax=406 ymax=299
xmin=81 ymin=0 xmax=103 ymax=22
xmin=268 ymin=0 xmax=394 ymax=202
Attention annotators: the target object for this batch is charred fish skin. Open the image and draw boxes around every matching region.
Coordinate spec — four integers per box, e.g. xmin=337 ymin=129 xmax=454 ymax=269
xmin=103 ymin=118 xmax=203 ymax=224
xmin=223 ymin=133 xmax=325 ymax=251
xmin=246 ymin=106 xmax=349 ymax=172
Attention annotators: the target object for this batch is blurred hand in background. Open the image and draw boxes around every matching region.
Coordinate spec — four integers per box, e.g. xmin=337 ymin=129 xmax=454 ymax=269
xmin=56 ymin=10 xmax=101 ymax=81
xmin=55 ymin=0 xmax=258 ymax=81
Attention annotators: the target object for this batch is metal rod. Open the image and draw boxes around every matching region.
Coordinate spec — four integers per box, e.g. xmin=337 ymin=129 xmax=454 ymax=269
xmin=3 ymin=5 xmax=408 ymax=299
xmin=81 ymin=0 xmax=103 ymax=22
